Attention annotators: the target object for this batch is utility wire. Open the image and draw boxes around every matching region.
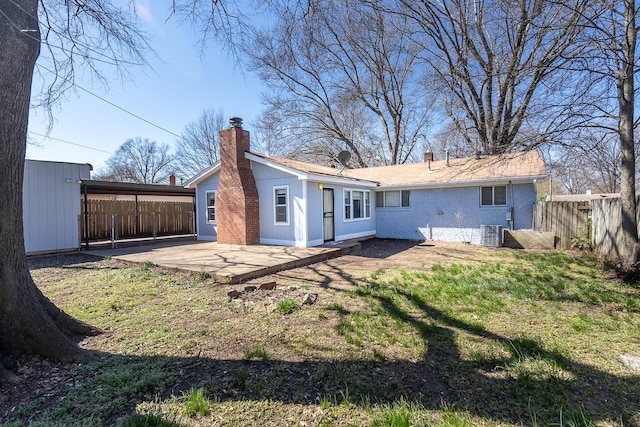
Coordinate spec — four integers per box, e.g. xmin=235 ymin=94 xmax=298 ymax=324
xmin=36 ymin=63 xmax=184 ymax=139
xmin=0 ymin=3 xmax=184 ymax=141
xmin=29 ymin=131 xmax=114 ymax=154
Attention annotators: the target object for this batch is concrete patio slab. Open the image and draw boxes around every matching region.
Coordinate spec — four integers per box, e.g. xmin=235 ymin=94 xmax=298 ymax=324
xmin=86 ymin=239 xmax=361 ymax=283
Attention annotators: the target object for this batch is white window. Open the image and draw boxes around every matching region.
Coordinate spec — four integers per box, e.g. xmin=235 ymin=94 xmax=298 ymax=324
xmin=206 ymin=191 xmax=216 ymax=223
xmin=344 ymin=189 xmax=371 ymax=220
xmin=375 ymin=190 xmax=410 ymax=208
xmin=274 ymin=185 xmax=289 ymax=225
xmin=481 ymin=186 xmax=507 ymax=206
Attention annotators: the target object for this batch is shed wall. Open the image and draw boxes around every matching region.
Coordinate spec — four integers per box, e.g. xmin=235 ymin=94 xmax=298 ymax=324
xmin=23 ymin=160 xmax=91 ymax=254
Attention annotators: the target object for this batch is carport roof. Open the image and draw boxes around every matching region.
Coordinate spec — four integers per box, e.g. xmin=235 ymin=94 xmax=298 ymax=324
xmin=80 ymin=180 xmax=195 ymax=196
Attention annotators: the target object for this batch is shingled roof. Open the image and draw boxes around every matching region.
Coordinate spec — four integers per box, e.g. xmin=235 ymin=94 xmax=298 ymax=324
xmin=257 ymin=150 xmax=546 ymax=189
xmin=187 ymin=150 xmax=546 ymax=189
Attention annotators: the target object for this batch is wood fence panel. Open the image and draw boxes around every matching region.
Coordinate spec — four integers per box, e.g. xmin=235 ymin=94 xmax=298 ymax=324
xmin=592 ymin=198 xmax=621 ymax=258
xmin=535 ymin=197 xmax=640 ymax=257
xmin=532 ymin=201 xmax=590 ymax=250
xmin=591 ymin=196 xmax=640 ymax=259
xmin=81 ymin=200 xmax=194 ymax=241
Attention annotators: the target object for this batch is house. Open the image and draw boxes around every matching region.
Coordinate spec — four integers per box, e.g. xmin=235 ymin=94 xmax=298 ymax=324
xmin=185 ymin=118 xmax=547 ymax=247
xmin=23 ymin=159 xmax=92 ymax=254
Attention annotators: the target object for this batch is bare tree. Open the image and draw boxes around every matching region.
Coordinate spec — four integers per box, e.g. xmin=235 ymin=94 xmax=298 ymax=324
xmin=0 ymin=0 xmax=148 ymax=382
xmin=96 ymin=138 xmax=174 ymax=184
xmin=249 ymin=0 xmax=431 ymax=167
xmin=174 ymin=108 xmax=226 ymax=179
xmin=546 ymin=130 xmax=621 ymax=195
xmin=396 ymin=0 xmax=592 ymax=155
xmin=585 ymin=0 xmax=640 ymax=267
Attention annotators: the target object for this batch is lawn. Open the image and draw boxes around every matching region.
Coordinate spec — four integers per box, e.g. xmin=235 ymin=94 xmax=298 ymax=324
xmin=1 ymin=240 xmax=639 ymax=426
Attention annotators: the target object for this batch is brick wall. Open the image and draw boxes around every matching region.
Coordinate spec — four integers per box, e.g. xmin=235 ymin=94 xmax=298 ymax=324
xmin=216 ymin=124 xmax=260 ymax=245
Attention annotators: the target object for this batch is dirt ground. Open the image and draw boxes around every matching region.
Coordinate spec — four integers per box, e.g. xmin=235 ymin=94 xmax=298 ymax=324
xmin=243 ymin=238 xmax=508 ymax=290
xmin=0 ymin=239 xmax=518 ymax=423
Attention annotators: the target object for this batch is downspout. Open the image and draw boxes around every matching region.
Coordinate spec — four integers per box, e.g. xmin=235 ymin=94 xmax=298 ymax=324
xmin=192 ymin=194 xmax=197 ymax=239
xmin=510 ymin=182 xmax=514 ymax=230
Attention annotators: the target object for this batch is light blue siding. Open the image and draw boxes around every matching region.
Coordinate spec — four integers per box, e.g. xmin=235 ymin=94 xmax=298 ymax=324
xmin=511 ymin=183 xmax=536 ymax=229
xmin=306 ymin=182 xmax=324 ymax=245
xmin=252 ymin=162 xmax=301 ymax=245
xmin=332 ymin=185 xmax=376 ymax=241
xmin=375 ymin=183 xmax=536 ymax=244
xmin=23 ymin=160 xmax=91 ymax=254
xmin=195 ymin=172 xmax=219 ymax=240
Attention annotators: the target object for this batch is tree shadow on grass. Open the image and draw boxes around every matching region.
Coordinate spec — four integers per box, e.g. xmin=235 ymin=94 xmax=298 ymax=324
xmin=12 ymin=248 xmax=640 ymax=426
xmin=9 ymin=295 xmax=638 ymax=426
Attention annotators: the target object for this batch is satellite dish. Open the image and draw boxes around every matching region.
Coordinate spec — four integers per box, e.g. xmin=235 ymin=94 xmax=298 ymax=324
xmin=337 ymin=150 xmax=351 ymax=167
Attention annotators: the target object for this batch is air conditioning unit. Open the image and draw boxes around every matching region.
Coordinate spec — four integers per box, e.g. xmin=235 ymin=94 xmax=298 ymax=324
xmin=480 ymin=225 xmax=503 ymax=247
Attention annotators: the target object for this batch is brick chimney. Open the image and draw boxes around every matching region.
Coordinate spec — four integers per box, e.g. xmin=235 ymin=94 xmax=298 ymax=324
xmin=169 ymin=174 xmax=176 ymax=186
xmin=216 ymin=117 xmax=260 ymax=245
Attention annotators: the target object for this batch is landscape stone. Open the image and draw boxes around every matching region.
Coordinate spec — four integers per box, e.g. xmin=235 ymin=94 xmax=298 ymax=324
xmin=302 ymin=293 xmax=318 ymax=305
xmin=259 ymin=282 xmax=277 ymax=290
xmin=227 ymin=290 xmax=241 ymax=299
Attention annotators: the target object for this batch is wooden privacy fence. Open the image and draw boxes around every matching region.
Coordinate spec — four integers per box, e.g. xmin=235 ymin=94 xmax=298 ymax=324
xmin=591 ymin=197 xmax=640 ymax=259
xmin=533 ymin=201 xmax=591 ymax=250
xmin=534 ymin=197 xmax=639 ymax=257
xmin=81 ymin=200 xmax=195 ymax=242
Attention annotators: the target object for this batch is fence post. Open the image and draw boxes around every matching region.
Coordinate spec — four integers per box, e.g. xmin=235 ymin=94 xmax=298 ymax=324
xmin=77 ymin=214 xmax=82 ymax=252
xmin=110 ymin=214 xmax=116 ymax=248
xmin=153 ymin=212 xmax=157 ymax=240
xmin=191 ymin=210 xmax=196 ymax=240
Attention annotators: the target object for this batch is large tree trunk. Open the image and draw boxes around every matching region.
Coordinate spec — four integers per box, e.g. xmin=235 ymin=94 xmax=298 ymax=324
xmin=618 ymin=0 xmax=639 ymax=268
xmin=0 ymin=0 xmax=100 ymax=382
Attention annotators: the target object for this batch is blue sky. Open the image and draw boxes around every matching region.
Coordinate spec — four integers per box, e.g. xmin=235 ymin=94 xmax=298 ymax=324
xmin=26 ymin=2 xmax=265 ymax=177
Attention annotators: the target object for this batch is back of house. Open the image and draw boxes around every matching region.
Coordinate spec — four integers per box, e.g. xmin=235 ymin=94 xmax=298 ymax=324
xmin=186 ymin=118 xmax=547 ymax=248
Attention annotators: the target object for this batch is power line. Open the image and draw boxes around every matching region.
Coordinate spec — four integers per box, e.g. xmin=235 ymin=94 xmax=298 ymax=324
xmin=35 ymin=64 xmax=184 ymax=140
xmin=29 ymin=131 xmax=114 ymax=154
xmin=1 ymin=2 xmax=186 ymax=142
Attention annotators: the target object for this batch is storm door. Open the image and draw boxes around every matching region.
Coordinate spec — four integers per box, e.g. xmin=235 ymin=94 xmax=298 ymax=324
xmin=322 ymin=188 xmax=335 ymax=242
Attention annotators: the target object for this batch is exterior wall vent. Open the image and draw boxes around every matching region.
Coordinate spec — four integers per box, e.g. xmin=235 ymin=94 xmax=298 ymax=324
xmin=480 ymin=225 xmax=503 ymax=247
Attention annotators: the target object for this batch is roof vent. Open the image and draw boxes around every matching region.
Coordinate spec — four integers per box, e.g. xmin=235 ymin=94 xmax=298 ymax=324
xmin=229 ymin=117 xmax=243 ymax=129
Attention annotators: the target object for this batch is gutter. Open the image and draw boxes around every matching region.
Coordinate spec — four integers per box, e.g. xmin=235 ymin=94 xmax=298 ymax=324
xmin=374 ymin=175 xmax=548 ymax=191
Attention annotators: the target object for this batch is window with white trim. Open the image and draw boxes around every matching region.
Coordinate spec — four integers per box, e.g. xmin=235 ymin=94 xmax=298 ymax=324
xmin=274 ymin=185 xmax=289 ymax=225
xmin=205 ymin=191 xmax=216 ymax=223
xmin=344 ymin=189 xmax=371 ymax=220
xmin=375 ymin=190 xmax=410 ymax=207
xmin=481 ymin=186 xmax=507 ymax=206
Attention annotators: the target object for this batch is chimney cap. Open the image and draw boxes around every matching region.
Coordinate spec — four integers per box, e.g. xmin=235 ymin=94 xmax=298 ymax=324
xmin=229 ymin=117 xmax=243 ymax=128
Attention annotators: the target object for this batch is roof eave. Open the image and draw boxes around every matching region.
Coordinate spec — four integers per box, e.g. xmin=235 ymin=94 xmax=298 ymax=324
xmin=246 ymin=152 xmax=379 ymax=187
xmin=376 ymin=174 xmax=547 ymax=190
xmin=307 ymin=174 xmax=379 ymax=187
xmin=184 ymin=162 xmax=221 ymax=188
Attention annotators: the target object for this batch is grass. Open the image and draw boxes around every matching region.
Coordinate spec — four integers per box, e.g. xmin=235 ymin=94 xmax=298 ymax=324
xmin=181 ymin=388 xmax=211 ymax=417
xmin=7 ymin=247 xmax=639 ymax=426
xmin=276 ymin=298 xmax=300 ymax=314
xmin=244 ymin=347 xmax=269 ymax=360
